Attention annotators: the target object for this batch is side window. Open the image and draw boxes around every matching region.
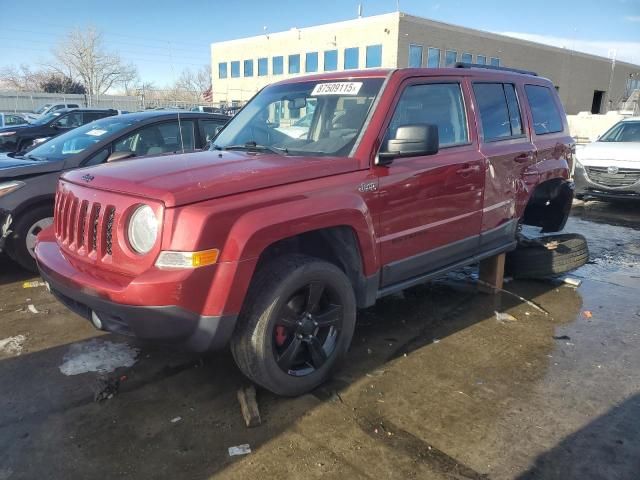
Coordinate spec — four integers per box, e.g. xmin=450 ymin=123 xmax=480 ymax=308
xmin=83 ymin=112 xmax=107 ymax=123
xmin=54 ymin=112 xmax=83 ymax=128
xmin=524 ymin=85 xmax=563 ymax=135
xmin=113 ymin=121 xmax=196 ymax=157
xmin=200 ymin=120 xmax=226 ymax=146
xmin=83 ymin=147 xmax=110 ymax=166
xmin=473 ymin=83 xmax=523 ymax=141
xmin=388 ymin=83 xmax=468 ymax=148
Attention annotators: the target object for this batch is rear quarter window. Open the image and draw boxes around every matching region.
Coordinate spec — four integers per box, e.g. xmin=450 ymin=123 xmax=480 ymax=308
xmin=524 ymin=85 xmax=564 ymax=135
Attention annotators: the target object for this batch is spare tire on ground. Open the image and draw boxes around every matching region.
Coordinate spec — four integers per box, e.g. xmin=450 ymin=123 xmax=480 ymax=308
xmin=506 ymin=233 xmax=589 ymax=279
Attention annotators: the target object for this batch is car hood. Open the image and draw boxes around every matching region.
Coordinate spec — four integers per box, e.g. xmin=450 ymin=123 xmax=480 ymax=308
xmin=0 ymin=124 xmax=29 ymax=134
xmin=62 ymin=150 xmax=358 ymax=208
xmin=577 ymin=142 xmax=640 ymax=167
xmin=0 ymin=153 xmax=62 ymax=178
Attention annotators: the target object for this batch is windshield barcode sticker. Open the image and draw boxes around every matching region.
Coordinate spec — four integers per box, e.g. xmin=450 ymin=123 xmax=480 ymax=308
xmin=311 ymin=82 xmax=363 ymax=96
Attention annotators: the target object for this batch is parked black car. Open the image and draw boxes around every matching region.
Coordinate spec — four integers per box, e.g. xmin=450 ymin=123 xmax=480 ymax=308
xmin=0 ymin=110 xmax=229 ymax=270
xmin=0 ymin=108 xmax=118 ymax=153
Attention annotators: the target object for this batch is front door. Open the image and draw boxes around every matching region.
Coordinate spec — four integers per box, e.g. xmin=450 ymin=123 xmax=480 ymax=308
xmin=373 ymin=79 xmax=484 ymax=287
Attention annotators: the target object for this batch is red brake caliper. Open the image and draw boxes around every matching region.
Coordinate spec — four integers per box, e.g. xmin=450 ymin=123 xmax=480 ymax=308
xmin=275 ymin=326 xmax=288 ymax=347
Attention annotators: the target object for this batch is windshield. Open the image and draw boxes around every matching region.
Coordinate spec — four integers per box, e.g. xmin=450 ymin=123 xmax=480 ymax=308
xmin=213 ymin=78 xmax=384 ymax=157
xmin=32 ymin=111 xmax=62 ymax=125
xmin=35 ymin=104 xmax=51 ymax=114
xmin=24 ymin=116 xmax=137 ymax=162
xmin=599 ymin=121 xmax=640 ymax=142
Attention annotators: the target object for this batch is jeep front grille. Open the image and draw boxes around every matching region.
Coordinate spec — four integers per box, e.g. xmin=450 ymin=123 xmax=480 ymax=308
xmin=586 ymin=167 xmax=640 ymax=188
xmin=55 ymin=189 xmax=115 ymax=258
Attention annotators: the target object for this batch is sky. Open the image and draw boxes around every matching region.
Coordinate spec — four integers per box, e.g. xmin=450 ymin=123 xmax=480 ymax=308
xmin=1 ymin=0 xmax=639 ymax=89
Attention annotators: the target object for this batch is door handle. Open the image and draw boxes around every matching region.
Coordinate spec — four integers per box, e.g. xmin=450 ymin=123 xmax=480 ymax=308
xmin=456 ymin=164 xmax=477 ymax=176
xmin=514 ymin=151 xmax=535 ymax=163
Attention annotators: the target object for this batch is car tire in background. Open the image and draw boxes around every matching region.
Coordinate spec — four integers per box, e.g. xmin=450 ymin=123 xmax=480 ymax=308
xmin=6 ymin=205 xmax=54 ymax=272
xmin=231 ymin=254 xmax=356 ymax=396
xmin=506 ymin=233 xmax=589 ymax=279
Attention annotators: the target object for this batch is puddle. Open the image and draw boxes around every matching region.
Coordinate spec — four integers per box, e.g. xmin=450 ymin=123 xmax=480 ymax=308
xmin=59 ymin=339 xmax=139 ymax=376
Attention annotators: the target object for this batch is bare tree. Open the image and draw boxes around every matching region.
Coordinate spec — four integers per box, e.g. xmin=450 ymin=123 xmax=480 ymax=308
xmin=50 ymin=27 xmax=138 ymax=98
xmin=175 ymin=66 xmax=211 ymax=99
xmin=0 ymin=64 xmax=46 ymax=91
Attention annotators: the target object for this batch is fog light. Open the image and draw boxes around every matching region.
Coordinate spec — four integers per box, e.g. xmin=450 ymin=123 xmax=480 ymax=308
xmin=91 ymin=310 xmax=104 ymax=330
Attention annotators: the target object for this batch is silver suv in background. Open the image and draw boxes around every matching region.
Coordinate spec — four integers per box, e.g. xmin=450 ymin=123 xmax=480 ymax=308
xmin=575 ymin=117 xmax=640 ymax=201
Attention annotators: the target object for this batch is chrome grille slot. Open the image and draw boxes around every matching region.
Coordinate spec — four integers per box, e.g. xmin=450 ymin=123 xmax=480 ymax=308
xmin=105 ymin=206 xmax=115 ymax=256
xmin=91 ymin=204 xmax=101 ymax=253
xmin=77 ymin=201 xmax=89 ymax=249
xmin=586 ymin=167 xmax=640 ymax=188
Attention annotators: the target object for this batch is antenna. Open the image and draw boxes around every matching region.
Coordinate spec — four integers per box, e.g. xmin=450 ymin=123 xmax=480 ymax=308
xmin=167 ymin=39 xmax=185 ymax=154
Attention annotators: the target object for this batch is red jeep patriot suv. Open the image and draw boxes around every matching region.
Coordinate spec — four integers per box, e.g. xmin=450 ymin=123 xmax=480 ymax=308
xmin=36 ymin=65 xmax=574 ymax=395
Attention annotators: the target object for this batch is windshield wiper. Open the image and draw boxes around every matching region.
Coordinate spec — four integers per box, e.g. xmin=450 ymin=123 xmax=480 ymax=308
xmin=223 ymin=141 xmax=288 ymax=156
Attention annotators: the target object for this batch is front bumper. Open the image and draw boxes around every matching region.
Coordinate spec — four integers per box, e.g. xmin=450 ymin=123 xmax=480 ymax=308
xmin=36 ymin=237 xmax=237 ymax=352
xmin=574 ymin=165 xmax=640 ymax=200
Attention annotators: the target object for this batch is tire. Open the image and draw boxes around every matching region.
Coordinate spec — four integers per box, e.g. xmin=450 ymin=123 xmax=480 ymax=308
xmin=506 ymin=233 xmax=589 ymax=279
xmin=6 ymin=205 xmax=54 ymax=272
xmin=231 ymin=254 xmax=356 ymax=396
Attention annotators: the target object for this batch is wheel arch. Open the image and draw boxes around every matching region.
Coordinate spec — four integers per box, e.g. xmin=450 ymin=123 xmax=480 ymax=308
xmin=521 ymin=178 xmax=574 ymax=233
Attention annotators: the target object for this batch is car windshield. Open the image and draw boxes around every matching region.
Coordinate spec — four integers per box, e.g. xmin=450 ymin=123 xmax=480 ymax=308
xmin=212 ymin=78 xmax=384 ymax=157
xmin=31 ymin=111 xmax=62 ymax=125
xmin=23 ymin=116 xmax=137 ymax=162
xmin=35 ymin=104 xmax=51 ymax=114
xmin=599 ymin=121 xmax=640 ymax=142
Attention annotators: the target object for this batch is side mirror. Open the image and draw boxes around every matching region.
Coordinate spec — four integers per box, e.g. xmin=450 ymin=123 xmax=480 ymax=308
xmin=107 ymin=150 xmax=135 ymax=162
xmin=377 ymin=124 xmax=439 ymax=165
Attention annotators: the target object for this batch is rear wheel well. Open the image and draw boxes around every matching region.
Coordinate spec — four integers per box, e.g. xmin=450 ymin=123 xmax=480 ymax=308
xmin=255 ymin=226 xmax=373 ymax=308
xmin=522 ymin=178 xmax=574 ymax=233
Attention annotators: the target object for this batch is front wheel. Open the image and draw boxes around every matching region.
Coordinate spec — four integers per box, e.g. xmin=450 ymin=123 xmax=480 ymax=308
xmin=231 ymin=254 xmax=356 ymax=396
xmin=6 ymin=205 xmax=54 ymax=272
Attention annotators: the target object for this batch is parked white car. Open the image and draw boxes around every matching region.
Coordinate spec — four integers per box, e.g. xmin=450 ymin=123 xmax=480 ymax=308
xmin=25 ymin=103 xmax=81 ymax=121
xmin=574 ymin=117 xmax=640 ymax=200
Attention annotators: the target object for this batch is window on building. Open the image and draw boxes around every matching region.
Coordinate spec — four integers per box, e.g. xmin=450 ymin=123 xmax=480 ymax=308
xmin=427 ymin=47 xmax=440 ymax=68
xmin=476 ymin=55 xmax=487 ymax=65
xmin=525 ymin=85 xmax=563 ymax=135
xmin=230 ymin=61 xmax=240 ymax=78
xmin=244 ymin=59 xmax=253 ymax=77
xmin=218 ymin=62 xmax=228 ymax=79
xmin=388 ymin=83 xmax=468 ymax=147
xmin=273 ymin=56 xmax=284 ymax=75
xmin=473 ymin=83 xmax=523 ymax=141
xmin=444 ymin=50 xmax=457 ymax=67
xmin=490 ymin=57 xmax=500 ymax=67
xmin=288 ymin=54 xmax=300 ymax=74
xmin=366 ymin=44 xmax=382 ymax=68
xmin=324 ymin=49 xmax=338 ymax=71
xmin=461 ymin=53 xmax=473 ymax=63
xmin=408 ymin=44 xmax=423 ymax=67
xmin=306 ymin=52 xmax=318 ymax=72
xmin=258 ymin=58 xmax=268 ymax=76
xmin=344 ymin=47 xmax=359 ymax=69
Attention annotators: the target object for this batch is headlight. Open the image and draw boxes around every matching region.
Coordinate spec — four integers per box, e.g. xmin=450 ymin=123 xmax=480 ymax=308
xmin=0 ymin=181 xmax=25 ymax=198
xmin=127 ymin=205 xmax=158 ymax=254
xmin=0 ymin=131 xmax=16 ymax=137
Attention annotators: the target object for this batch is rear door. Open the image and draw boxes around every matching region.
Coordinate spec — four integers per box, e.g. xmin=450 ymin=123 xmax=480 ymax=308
xmin=374 ymin=77 xmax=484 ymax=287
xmin=523 ymin=84 xmax=573 ymax=184
xmin=472 ymin=81 xmax=535 ymax=250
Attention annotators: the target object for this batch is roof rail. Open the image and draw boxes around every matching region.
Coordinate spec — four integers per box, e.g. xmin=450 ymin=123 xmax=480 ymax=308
xmin=454 ymin=62 xmax=538 ymax=77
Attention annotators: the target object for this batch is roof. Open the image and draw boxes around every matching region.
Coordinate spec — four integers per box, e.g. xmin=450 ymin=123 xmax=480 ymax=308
xmin=115 ymin=110 xmax=230 ymax=121
xmin=621 ymin=117 xmax=640 ymax=122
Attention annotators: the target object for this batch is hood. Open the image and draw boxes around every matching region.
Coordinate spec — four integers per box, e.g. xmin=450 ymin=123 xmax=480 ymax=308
xmin=0 ymin=124 xmax=30 ymax=134
xmin=0 ymin=153 xmax=62 ymax=178
xmin=577 ymin=142 xmax=640 ymax=167
xmin=62 ymin=150 xmax=358 ymax=208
